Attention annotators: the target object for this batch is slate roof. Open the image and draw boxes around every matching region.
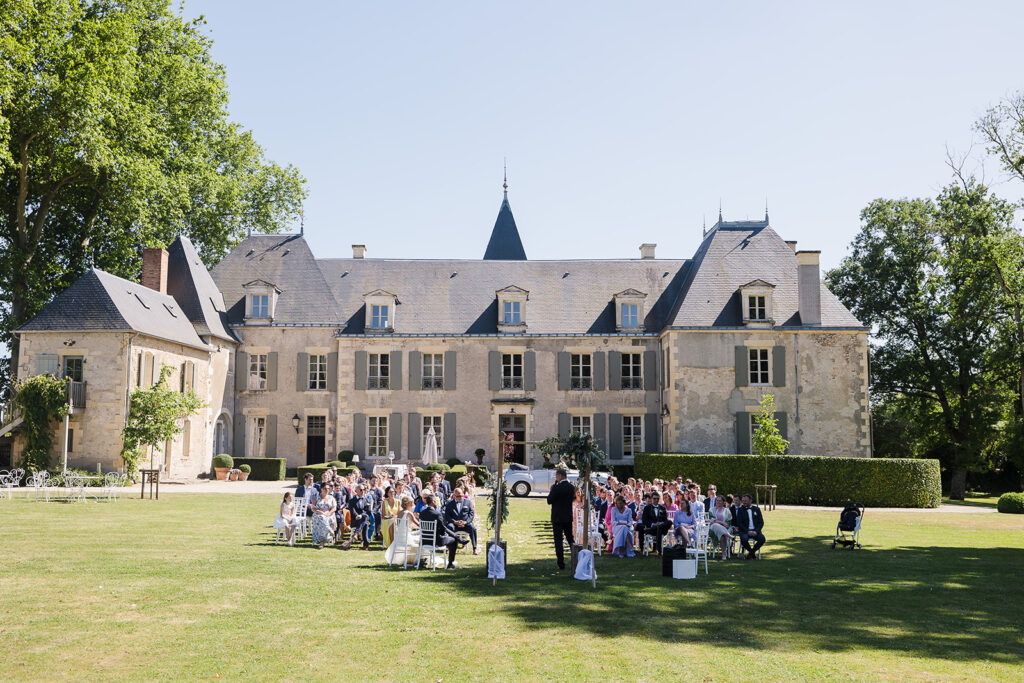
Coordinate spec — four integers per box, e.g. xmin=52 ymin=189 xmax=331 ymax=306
xmin=166 ymin=235 xmax=237 ymax=342
xmin=483 ymin=195 xmax=527 ymax=260
xmin=17 ymin=269 xmax=208 ymax=349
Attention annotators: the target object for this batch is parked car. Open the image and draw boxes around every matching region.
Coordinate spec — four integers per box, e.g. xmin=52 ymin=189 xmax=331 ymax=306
xmin=504 ymin=464 xmax=578 ymax=497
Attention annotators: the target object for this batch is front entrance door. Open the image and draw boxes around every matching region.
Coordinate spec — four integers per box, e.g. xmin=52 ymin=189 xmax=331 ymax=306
xmin=306 ymin=416 xmax=326 ymax=464
xmin=0 ymin=438 xmax=12 ymax=468
xmin=499 ymin=414 xmax=526 ymax=464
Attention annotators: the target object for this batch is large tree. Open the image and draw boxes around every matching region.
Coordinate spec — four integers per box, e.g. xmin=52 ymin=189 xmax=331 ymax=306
xmin=0 ymin=0 xmax=306 ymax=390
xmin=826 ymin=181 xmax=1016 ymax=499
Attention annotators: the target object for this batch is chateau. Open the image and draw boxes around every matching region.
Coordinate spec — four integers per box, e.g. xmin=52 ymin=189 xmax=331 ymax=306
xmin=1 ymin=190 xmax=871 ymax=476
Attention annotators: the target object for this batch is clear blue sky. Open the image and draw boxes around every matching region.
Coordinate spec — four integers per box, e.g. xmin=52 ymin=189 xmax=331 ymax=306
xmin=185 ymin=2 xmax=1022 ymax=270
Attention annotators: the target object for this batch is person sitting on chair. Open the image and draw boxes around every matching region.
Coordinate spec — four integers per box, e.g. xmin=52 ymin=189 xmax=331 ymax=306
xmin=672 ymin=498 xmax=696 ymax=548
xmin=432 ymin=473 xmax=452 ymax=505
xmin=641 ymin=491 xmax=671 ymax=554
xmin=419 ymin=494 xmax=461 ymax=568
xmin=443 ymin=486 xmax=479 ymax=555
xmin=735 ymin=493 xmax=766 ymax=560
xmin=347 ymin=484 xmax=374 ymax=550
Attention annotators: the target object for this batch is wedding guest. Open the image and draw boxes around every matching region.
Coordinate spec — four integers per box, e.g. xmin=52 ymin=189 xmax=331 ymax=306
xmin=709 ymin=496 xmax=734 ymax=559
xmin=274 ymin=492 xmax=299 ymax=546
xmin=419 ymin=494 xmax=461 ymax=569
xmin=348 ymin=484 xmax=374 ymax=550
xmin=688 ymin=489 xmax=706 ymax=522
xmin=443 ymin=486 xmax=479 ymax=555
xmin=672 ymin=498 xmax=696 ymax=548
xmin=610 ymin=495 xmax=636 ymax=557
xmin=382 ymin=486 xmax=401 ymax=546
xmin=641 ymin=491 xmax=671 ymax=554
xmin=311 ymin=486 xmax=337 ymax=549
xmin=735 ymin=494 xmax=766 ymax=560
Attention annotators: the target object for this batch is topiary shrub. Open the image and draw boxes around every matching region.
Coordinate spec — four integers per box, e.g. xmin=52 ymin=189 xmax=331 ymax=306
xmin=327 ymin=460 xmax=345 ymax=469
xmin=446 ymin=457 xmax=462 ymax=467
xmin=238 ymin=464 xmax=251 ymax=473
xmin=997 ymin=492 xmax=1024 ymax=514
xmin=472 ymin=465 xmax=491 ymax=486
xmin=446 ymin=464 xmax=468 ymax=486
xmin=211 ymin=453 xmax=233 ymax=470
xmin=635 ymin=453 xmax=942 ymax=508
xmin=426 ymin=463 xmax=450 ymax=473
xmin=414 ymin=468 xmax=433 ymax=485
xmin=231 ymin=457 xmax=285 ymax=480
xmin=338 ymin=450 xmax=355 ymax=461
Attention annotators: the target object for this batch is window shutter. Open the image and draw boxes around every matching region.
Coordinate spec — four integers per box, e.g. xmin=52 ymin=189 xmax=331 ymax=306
xmin=233 ymin=414 xmax=245 ymax=458
xmin=267 ymin=352 xmax=278 ymax=391
xmin=235 ymin=352 xmax=248 ymax=391
xmin=608 ymin=414 xmax=623 ymax=459
xmin=265 ymin=415 xmax=278 ymax=458
xmin=353 ymin=413 xmax=366 ymax=455
xmin=36 ymin=354 xmax=59 ymax=377
xmin=736 ymin=413 xmax=751 ymax=454
xmin=774 ymin=411 xmax=788 ymax=443
xmin=147 ymin=353 xmax=157 ymax=386
xmin=593 ymin=352 xmax=606 ymax=391
xmin=443 ymin=413 xmax=457 ymax=460
xmin=444 ymin=350 xmax=457 ymax=390
xmin=391 ymin=412 xmax=402 ymax=457
xmin=558 ymin=412 xmax=570 ymax=437
xmin=408 ymin=350 xmax=422 ymax=390
xmin=488 ymin=351 xmax=501 ymax=391
xmin=593 ymin=413 xmax=607 ymax=452
xmin=296 ymin=352 xmax=309 ymax=391
xmin=557 ymin=352 xmax=570 ymax=391
xmin=390 ymin=351 xmax=402 ymax=390
xmin=735 ymin=346 xmax=748 ymax=387
xmin=408 ymin=413 xmax=421 ymax=460
xmin=524 ymin=351 xmax=536 ymax=391
xmin=772 ymin=346 xmax=786 ymax=387
xmin=645 ymin=413 xmax=659 ymax=453
xmin=327 ymin=352 xmax=338 ymax=392
xmin=643 ymin=350 xmax=657 ymax=390
xmin=188 ymin=361 xmax=196 ymax=390
xmin=354 ymin=351 xmax=367 ymax=390
xmin=608 ymin=351 xmax=622 ymax=390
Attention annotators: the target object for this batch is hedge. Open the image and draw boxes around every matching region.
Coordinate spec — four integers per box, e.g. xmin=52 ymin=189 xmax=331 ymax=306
xmin=634 ymin=453 xmax=941 ymax=508
xmin=471 ymin=465 xmax=491 ymax=486
xmin=445 ymin=465 xmax=467 ymax=486
xmin=230 ymin=458 xmax=286 ymax=481
xmin=296 ymin=462 xmax=349 ymax=484
xmin=997 ymin=492 xmax=1024 ymax=514
xmin=211 ymin=453 xmax=233 ymax=469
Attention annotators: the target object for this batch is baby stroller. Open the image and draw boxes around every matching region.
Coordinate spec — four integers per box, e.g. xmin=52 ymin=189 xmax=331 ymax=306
xmin=832 ymin=503 xmax=864 ymax=550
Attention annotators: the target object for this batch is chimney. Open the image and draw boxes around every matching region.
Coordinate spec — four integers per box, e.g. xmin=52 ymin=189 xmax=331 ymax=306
xmin=141 ymin=248 xmax=169 ymax=294
xmin=639 ymin=243 xmax=657 ymax=259
xmin=352 ymin=244 xmax=366 ymax=259
xmin=796 ymin=250 xmax=821 ymax=326
xmin=785 ymin=240 xmax=798 ymax=253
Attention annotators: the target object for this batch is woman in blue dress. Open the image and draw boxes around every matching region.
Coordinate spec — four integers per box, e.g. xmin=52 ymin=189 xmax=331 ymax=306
xmin=610 ymin=495 xmax=635 ymax=557
xmin=311 ymin=486 xmax=337 ymax=549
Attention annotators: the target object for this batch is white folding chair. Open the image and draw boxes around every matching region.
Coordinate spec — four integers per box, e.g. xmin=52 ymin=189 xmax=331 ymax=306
xmin=686 ymin=523 xmax=711 ymax=574
xmin=415 ymin=520 xmax=444 ymax=570
xmin=64 ymin=473 xmax=86 ymax=503
xmin=389 ymin=518 xmax=416 ymax=569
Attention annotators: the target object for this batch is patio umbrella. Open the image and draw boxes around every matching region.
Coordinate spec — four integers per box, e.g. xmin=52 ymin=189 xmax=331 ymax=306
xmin=422 ymin=426 xmax=439 ymax=465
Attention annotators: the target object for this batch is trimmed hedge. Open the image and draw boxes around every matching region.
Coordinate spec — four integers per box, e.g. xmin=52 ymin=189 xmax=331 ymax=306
xmin=211 ymin=453 xmax=233 ymax=469
xmin=446 ymin=465 xmax=467 ymax=486
xmin=635 ymin=453 xmax=941 ymax=508
xmin=426 ymin=463 xmax=450 ymax=473
xmin=997 ymin=492 xmax=1024 ymax=514
xmin=231 ymin=457 xmax=285 ymax=481
xmin=414 ymin=468 xmax=433 ymax=485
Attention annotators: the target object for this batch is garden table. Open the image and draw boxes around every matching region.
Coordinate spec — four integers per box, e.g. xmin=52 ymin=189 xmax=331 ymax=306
xmin=755 ymin=484 xmax=777 ymax=511
xmin=139 ymin=468 xmax=160 ymax=500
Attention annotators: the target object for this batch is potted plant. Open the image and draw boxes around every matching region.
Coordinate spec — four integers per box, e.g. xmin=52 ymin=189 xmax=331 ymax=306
xmin=228 ymin=468 xmax=240 ymax=481
xmin=474 ymin=448 xmax=485 ymax=465
xmin=212 ymin=453 xmax=233 ymax=480
xmin=238 ymin=464 xmax=251 ymax=481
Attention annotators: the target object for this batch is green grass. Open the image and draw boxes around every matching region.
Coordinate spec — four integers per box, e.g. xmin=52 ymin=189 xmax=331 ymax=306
xmin=942 ymin=492 xmax=1006 ymax=508
xmin=1 ymin=494 xmax=1023 ymax=681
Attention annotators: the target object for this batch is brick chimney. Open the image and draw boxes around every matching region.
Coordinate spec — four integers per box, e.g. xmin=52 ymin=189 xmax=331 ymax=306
xmin=796 ymin=250 xmax=821 ymax=326
xmin=141 ymin=248 xmax=169 ymax=294
xmin=639 ymin=243 xmax=657 ymax=259
xmin=352 ymin=244 xmax=366 ymax=259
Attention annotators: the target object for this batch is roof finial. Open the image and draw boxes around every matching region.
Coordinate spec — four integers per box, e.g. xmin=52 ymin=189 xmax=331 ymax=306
xmin=718 ymin=199 xmax=723 ymax=223
xmin=300 ymin=210 xmax=305 ymax=236
xmin=702 ymin=214 xmax=707 ymax=236
xmin=764 ymin=196 xmax=769 ymax=223
xmin=503 ymin=158 xmax=508 ymax=198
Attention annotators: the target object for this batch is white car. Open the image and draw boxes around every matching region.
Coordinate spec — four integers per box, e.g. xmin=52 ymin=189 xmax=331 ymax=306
xmin=504 ymin=464 xmax=580 ymax=497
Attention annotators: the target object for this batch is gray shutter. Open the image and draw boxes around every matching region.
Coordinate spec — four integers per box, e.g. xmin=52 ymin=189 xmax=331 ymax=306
xmin=408 ymin=413 xmax=421 ymax=460
xmin=645 ymin=413 xmax=659 ymax=453
xmin=443 ymin=413 xmax=457 ymax=461
xmin=235 ymin=352 xmax=247 ymax=391
xmin=524 ymin=351 xmax=536 ymax=391
xmin=643 ymin=350 xmax=657 ymax=390
xmin=354 ymin=351 xmax=367 ymax=390
xmin=775 ymin=411 xmax=788 ymax=442
xmin=557 ymin=352 xmax=570 ymax=391
xmin=735 ymin=346 xmax=749 ymax=387
xmin=608 ymin=413 xmax=623 ymax=459
xmin=609 ymin=351 xmax=622 ymax=390
xmin=773 ymin=345 xmax=786 ymax=387
xmin=444 ymin=350 xmax=456 ymax=390
xmin=390 ymin=351 xmax=402 ymax=390
xmin=148 ymin=353 xmax=157 ymax=386
xmin=265 ymin=415 xmax=277 ymax=458
xmin=391 ymin=413 xmax=402 ymax=457
xmin=266 ymin=352 xmax=278 ymax=391
xmin=488 ymin=350 xmax=501 ymax=391
xmin=736 ymin=413 xmax=751 ymax=454
xmin=593 ymin=413 xmax=607 ymax=452
xmin=353 ymin=413 xmax=366 ymax=455
xmin=188 ymin=361 xmax=196 ymax=390
xmin=593 ymin=352 xmax=606 ymax=391
xmin=558 ymin=412 xmax=571 ymax=437
xmin=409 ymin=350 xmax=422 ymax=390
xmin=233 ymin=414 xmax=245 ymax=458
xmin=327 ymin=352 xmax=338 ymax=392
xmin=296 ymin=352 xmax=309 ymax=391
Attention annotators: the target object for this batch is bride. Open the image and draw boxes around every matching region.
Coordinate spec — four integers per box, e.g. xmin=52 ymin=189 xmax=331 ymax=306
xmin=384 ymin=495 xmax=421 ymax=566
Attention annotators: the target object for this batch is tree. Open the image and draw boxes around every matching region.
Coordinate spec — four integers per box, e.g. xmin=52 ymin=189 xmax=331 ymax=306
xmin=120 ymin=365 xmax=203 ymax=475
xmin=976 ymin=90 xmax=1024 ymax=186
xmin=0 ymin=0 xmax=306 ymax=390
xmin=826 ymin=181 xmax=1015 ymax=499
xmin=11 ymin=373 xmax=69 ymax=471
xmin=752 ymin=393 xmax=789 ymax=486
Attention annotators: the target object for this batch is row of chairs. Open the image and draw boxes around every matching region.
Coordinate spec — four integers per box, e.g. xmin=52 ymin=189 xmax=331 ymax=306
xmin=0 ymin=469 xmax=127 ymax=502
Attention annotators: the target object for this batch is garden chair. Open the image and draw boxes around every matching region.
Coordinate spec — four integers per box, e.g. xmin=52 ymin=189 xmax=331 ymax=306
xmin=686 ymin=522 xmax=711 ymax=575
xmin=28 ymin=471 xmax=49 ymax=501
xmin=388 ymin=518 xmax=415 ymax=569
xmin=102 ymin=473 xmax=122 ymax=501
xmin=64 ymin=472 xmax=86 ymax=503
xmin=415 ymin=520 xmax=444 ymax=570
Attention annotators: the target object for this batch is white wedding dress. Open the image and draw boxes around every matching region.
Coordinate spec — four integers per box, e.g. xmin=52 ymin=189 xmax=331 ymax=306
xmin=384 ymin=512 xmax=421 ymax=566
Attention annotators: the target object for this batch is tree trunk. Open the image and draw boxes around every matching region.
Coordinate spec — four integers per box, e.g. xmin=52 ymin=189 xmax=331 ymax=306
xmin=949 ymin=467 xmax=967 ymax=501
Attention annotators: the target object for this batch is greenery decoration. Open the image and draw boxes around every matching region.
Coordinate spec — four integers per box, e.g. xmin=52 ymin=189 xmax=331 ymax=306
xmin=211 ymin=453 xmax=233 ymax=469
xmin=12 ymin=374 xmax=70 ymax=472
xmin=487 ymin=471 xmax=510 ymax=531
xmin=997 ymin=492 xmax=1024 ymax=514
xmin=230 ymin=457 xmax=284 ymax=480
xmin=120 ymin=366 xmax=203 ymax=475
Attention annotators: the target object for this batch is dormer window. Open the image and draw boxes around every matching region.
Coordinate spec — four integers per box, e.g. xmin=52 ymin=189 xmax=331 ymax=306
xmin=614 ymin=289 xmax=647 ymax=331
xmin=739 ymin=280 xmax=776 ymax=326
xmin=364 ymin=290 xmax=398 ymax=333
xmin=251 ymin=294 xmax=269 ymax=318
xmin=497 ymin=285 xmax=529 ymax=333
xmin=242 ymin=279 xmax=280 ymax=323
xmin=371 ymin=304 xmax=390 ymax=329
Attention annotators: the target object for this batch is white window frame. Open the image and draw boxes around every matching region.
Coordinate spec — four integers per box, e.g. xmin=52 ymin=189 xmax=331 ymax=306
xmin=370 ymin=304 xmax=390 ymax=330
xmin=250 ymin=293 xmax=269 ymax=319
xmin=748 ymin=295 xmax=767 ymax=321
xmin=368 ymin=415 xmax=389 ymax=458
xmin=308 ymin=354 xmax=327 ymax=390
xmin=570 ymin=353 xmax=592 ymax=390
xmin=503 ymin=300 xmax=521 ymax=325
xmin=620 ymin=303 xmax=640 ymax=329
xmin=368 ymin=353 xmax=390 ymax=390
xmin=501 ymin=353 xmax=523 ymax=390
xmin=623 ymin=415 xmax=643 ymax=458
xmin=571 ymin=415 xmax=592 ymax=436
xmin=739 ymin=281 xmax=775 ymax=326
xmin=621 ymin=352 xmax=643 ymax=390
xmin=748 ymin=347 xmax=770 ymax=386
xmin=364 ymin=291 xmax=398 ymax=332
xmin=497 ymin=286 xmax=529 ymax=332
xmin=247 ymin=416 xmax=267 ymax=458
xmin=614 ymin=290 xmax=647 ymax=331
xmin=422 ymin=415 xmax=443 ymax=460
xmin=248 ymin=353 xmax=268 ymax=391
xmin=422 ymin=353 xmax=444 ymax=389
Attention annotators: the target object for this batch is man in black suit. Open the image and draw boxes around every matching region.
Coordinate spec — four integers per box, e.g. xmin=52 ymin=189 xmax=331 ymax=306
xmin=734 ymin=493 xmax=766 ymax=560
xmin=433 ymin=473 xmax=452 ymax=505
xmin=641 ymin=491 xmax=671 ymax=553
xmin=347 ymin=484 xmax=374 ymax=550
xmin=546 ymin=468 xmax=576 ymax=570
xmin=419 ymin=495 xmax=461 ymax=568
xmin=443 ymin=487 xmax=479 ymax=555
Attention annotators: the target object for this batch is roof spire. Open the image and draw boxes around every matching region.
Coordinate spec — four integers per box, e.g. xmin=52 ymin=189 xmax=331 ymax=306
xmin=718 ymin=199 xmax=723 ymax=223
xmin=764 ymin=196 xmax=769 ymax=223
xmin=702 ymin=214 xmax=707 ymax=236
xmin=503 ymin=158 xmax=508 ymax=198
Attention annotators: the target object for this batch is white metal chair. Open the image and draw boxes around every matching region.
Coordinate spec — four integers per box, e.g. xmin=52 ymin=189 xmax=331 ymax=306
xmin=64 ymin=472 xmax=86 ymax=503
xmin=2 ymin=468 xmax=24 ymax=499
xmin=388 ymin=518 xmax=416 ymax=569
xmin=27 ymin=471 xmax=49 ymax=500
xmin=415 ymin=520 xmax=444 ymax=570
xmin=686 ymin=522 xmax=711 ymax=574
xmin=294 ymin=494 xmax=313 ymax=542
xmin=0 ymin=470 xmax=11 ymax=500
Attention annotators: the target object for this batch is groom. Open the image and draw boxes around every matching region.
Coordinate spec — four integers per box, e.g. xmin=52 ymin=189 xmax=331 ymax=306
xmin=546 ymin=468 xmax=576 ymax=570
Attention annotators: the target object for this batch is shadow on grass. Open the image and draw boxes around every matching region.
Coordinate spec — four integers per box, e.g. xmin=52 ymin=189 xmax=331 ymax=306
xmin=942 ymin=495 xmax=999 ymax=509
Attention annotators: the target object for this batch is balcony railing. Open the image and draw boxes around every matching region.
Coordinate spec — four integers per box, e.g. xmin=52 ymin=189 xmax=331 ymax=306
xmin=0 ymin=380 xmax=85 ymax=435
xmin=67 ymin=380 xmax=87 ymax=410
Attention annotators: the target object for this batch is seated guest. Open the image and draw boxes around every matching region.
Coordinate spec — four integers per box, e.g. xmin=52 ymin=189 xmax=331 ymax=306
xmin=688 ymin=489 xmax=706 ymax=522
xmin=310 ymin=486 xmax=337 ymax=549
xmin=274 ymin=492 xmax=299 ymax=546
xmin=705 ymin=485 xmax=720 ymax=511
xmin=735 ymin=494 xmax=766 ymax=560
xmin=432 ymin=473 xmax=452 ymax=505
xmin=443 ymin=486 xmax=479 ymax=555
xmin=414 ymin=486 xmax=433 ymax=514
xmin=419 ymin=494 xmax=461 ymax=569
xmin=295 ymin=473 xmax=319 ymax=510
xmin=405 ymin=473 xmax=421 ymax=500
xmin=610 ymin=495 xmax=636 ymax=557
xmin=664 ymin=491 xmax=680 ymax=514
xmin=672 ymin=498 xmax=696 ymax=548
xmin=708 ymin=496 xmax=734 ymax=559
xmin=641 ymin=491 xmax=671 ymax=553
xmin=348 ymin=484 xmax=374 ymax=550
xmin=331 ymin=482 xmax=351 ymax=539
xmin=381 ymin=486 xmax=401 ymax=546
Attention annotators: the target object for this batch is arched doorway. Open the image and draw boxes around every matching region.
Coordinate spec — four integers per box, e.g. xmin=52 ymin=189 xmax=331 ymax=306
xmin=214 ymin=414 xmax=230 ymax=457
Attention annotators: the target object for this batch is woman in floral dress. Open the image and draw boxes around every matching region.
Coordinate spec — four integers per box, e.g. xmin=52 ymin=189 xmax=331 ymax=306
xmin=311 ymin=486 xmax=337 ymax=549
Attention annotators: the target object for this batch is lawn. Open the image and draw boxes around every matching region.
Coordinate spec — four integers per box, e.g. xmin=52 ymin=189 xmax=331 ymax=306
xmin=1 ymin=493 xmax=1023 ymax=681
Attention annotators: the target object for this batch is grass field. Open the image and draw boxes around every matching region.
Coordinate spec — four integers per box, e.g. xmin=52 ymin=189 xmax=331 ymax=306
xmin=1 ymin=493 xmax=1023 ymax=681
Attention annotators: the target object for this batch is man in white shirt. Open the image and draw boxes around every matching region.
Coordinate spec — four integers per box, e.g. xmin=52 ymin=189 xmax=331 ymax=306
xmin=443 ymin=487 xmax=478 ymax=554
xmin=734 ymin=494 xmax=766 ymax=560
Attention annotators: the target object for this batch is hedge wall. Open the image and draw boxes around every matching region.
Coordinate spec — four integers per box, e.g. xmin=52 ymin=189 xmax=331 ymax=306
xmin=634 ymin=453 xmax=941 ymax=508
xmin=230 ymin=458 xmax=286 ymax=481
xmin=295 ymin=462 xmax=351 ymax=484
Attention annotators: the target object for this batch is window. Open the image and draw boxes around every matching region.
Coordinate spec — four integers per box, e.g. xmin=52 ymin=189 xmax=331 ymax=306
xmin=368 ymin=416 xmax=388 ymax=457
xmin=370 ymin=304 xmax=390 ymax=329
xmin=422 ymin=415 xmax=443 ymax=460
xmin=250 ymin=294 xmax=269 ymax=318
xmin=503 ymin=300 xmax=521 ymax=325
xmin=621 ymin=353 xmax=642 ymax=390
xmin=614 ymin=289 xmax=647 ymax=331
xmin=179 ymin=361 xmax=194 ymax=393
xmin=67 ymin=428 xmax=74 ymax=453
xmin=422 ymin=353 xmax=444 ymax=389
xmin=748 ymin=348 xmax=770 ymax=386
xmin=570 ymin=354 xmax=592 ymax=390
xmin=247 ymin=416 xmax=266 ymax=458
xmin=748 ymin=295 xmax=767 ymax=321
xmin=63 ymin=357 xmax=84 ymax=382
xmin=623 ymin=416 xmax=643 ymax=458
xmin=501 ymin=353 xmax=523 ymax=389
xmin=368 ymin=353 xmax=390 ymax=389
xmin=620 ymin=303 xmax=640 ymax=329
xmin=308 ymin=354 xmax=327 ymax=390
xmin=571 ymin=415 xmax=592 ymax=436
xmin=248 ymin=353 xmax=268 ymax=390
